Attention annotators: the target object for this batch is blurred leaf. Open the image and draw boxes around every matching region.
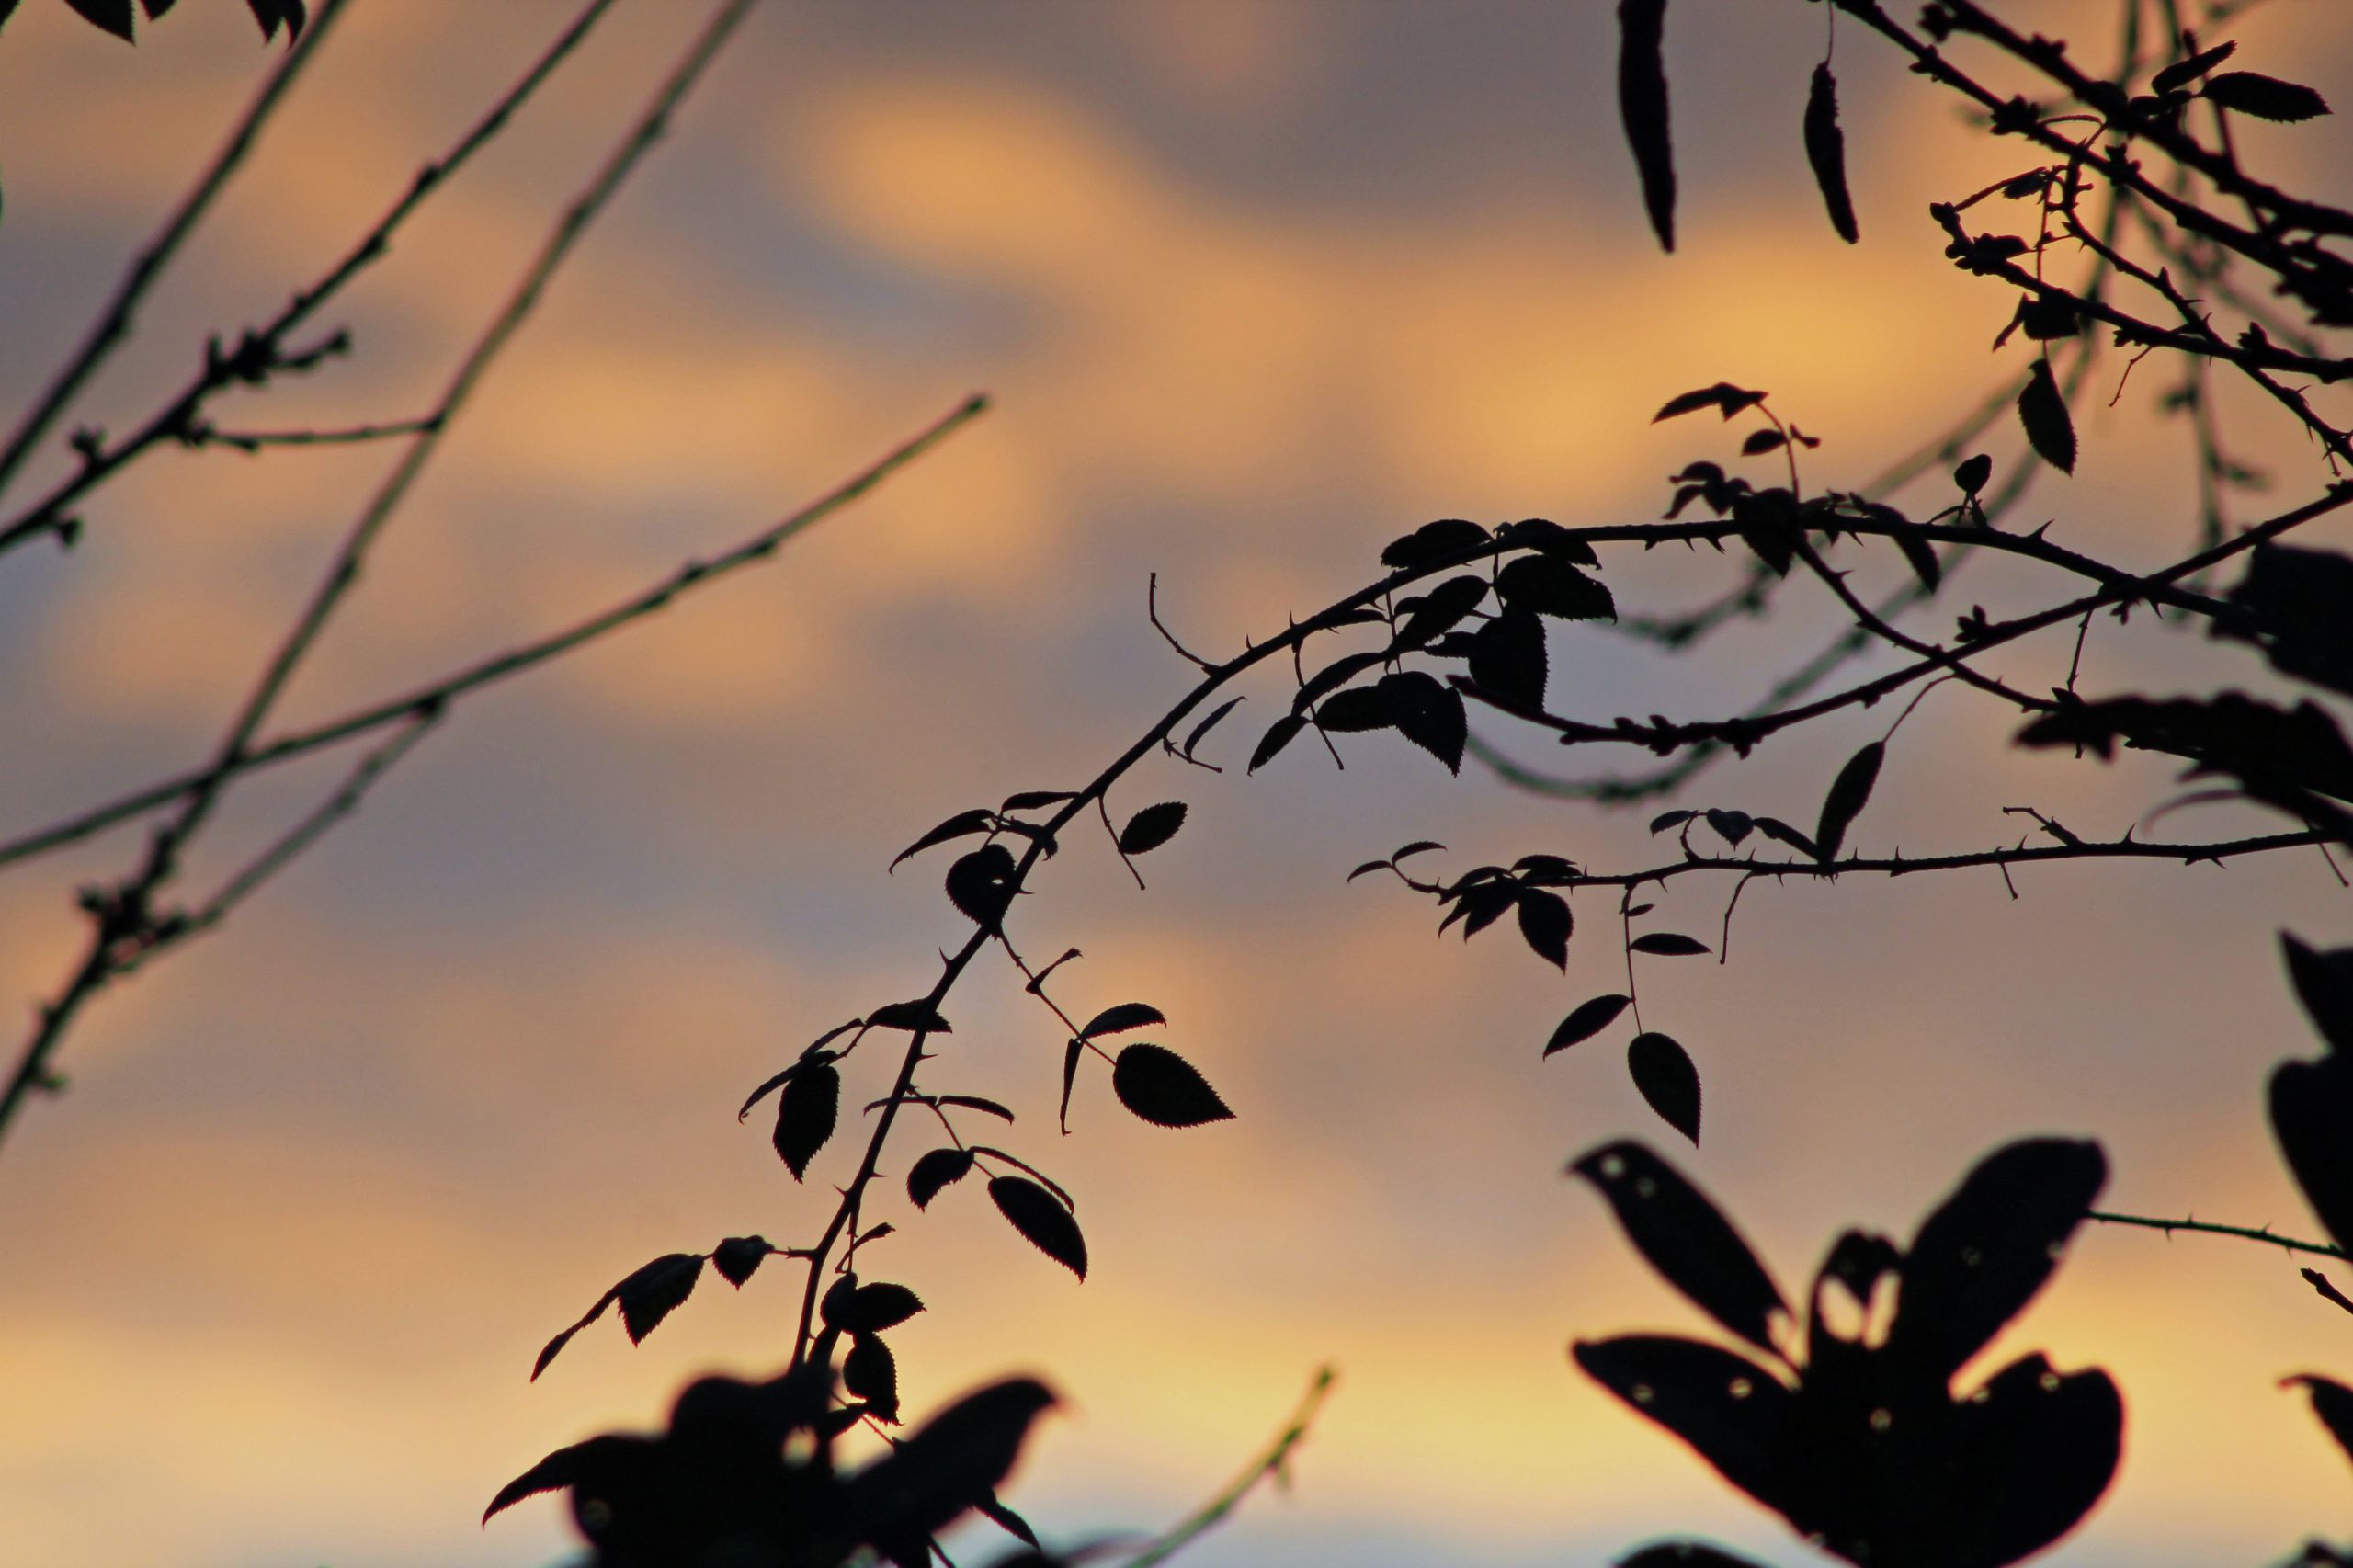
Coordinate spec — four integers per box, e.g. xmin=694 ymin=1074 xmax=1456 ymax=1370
xmin=1618 ymin=0 xmax=1677 ymax=252
xmin=1574 ymin=1335 xmax=1791 ymax=1501
xmin=1618 ymin=1545 xmax=1773 ymax=1568
xmin=990 ymin=1176 xmax=1087 ymax=1278
xmin=1629 ymin=1031 xmax=1703 ymax=1143
xmin=2018 ymin=359 xmax=2076 ymax=474
xmin=2272 ymin=1052 xmax=2353 ymax=1255
xmin=2150 ymin=38 xmax=2235 ymax=94
xmin=1572 ymin=1140 xmax=1787 ymax=1352
xmin=1803 ymin=62 xmax=1860 ymax=242
xmin=63 ymin=0 xmax=135 ymax=40
xmin=1112 ymin=1043 xmax=1234 ymax=1127
xmin=2284 ymin=1374 xmax=2353 ymax=1473
xmin=1742 ymin=428 xmax=1789 ymax=456
xmin=2203 ymin=70 xmax=2330 ymax=121
xmin=1654 ymin=382 xmax=1767 ymax=422
xmin=1946 ymin=1354 xmax=2125 ymax=1568
xmin=1548 ymin=994 xmax=1633 ymax=1056
xmin=2284 ymin=932 xmax=2353 ymax=1053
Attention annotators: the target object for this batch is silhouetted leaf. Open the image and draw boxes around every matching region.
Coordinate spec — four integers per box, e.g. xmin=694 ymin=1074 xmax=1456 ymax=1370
xmin=1497 ymin=554 xmax=1617 ymax=620
xmin=2019 ymin=296 xmax=2079 ymax=339
xmin=907 ymin=1147 xmax=975 ymax=1210
xmin=931 ymin=1095 xmax=1012 ymax=1124
xmin=1498 ymin=517 xmax=1601 ymax=563
xmin=2285 ymin=1374 xmax=2353 ymax=1473
xmin=1384 ymin=672 xmax=1469 ymax=772
xmin=1893 ymin=528 xmax=1943 ymax=591
xmin=1468 ymin=608 xmax=1550 ymax=710
xmin=2150 ymin=38 xmax=2235 ymax=94
xmin=1631 ymin=932 xmax=1711 ymax=956
xmin=1704 ymin=809 xmax=1753 ymax=846
xmin=1518 ymin=888 xmax=1574 ymax=969
xmin=1514 ymin=852 xmax=1577 ymax=885
xmin=1181 ymin=697 xmax=1244 ymax=757
xmin=1654 ymin=382 xmax=1768 ymax=423
xmin=1295 ymin=651 xmax=1387 ymax=712
xmin=245 ymin=0 xmax=302 ymax=41
xmin=711 ymin=1235 xmax=773 ymax=1288
xmin=2221 ymin=544 xmax=2353 ymax=699
xmin=990 ymin=1176 xmax=1087 ymax=1278
xmin=1803 ymin=62 xmax=1859 ymax=243
xmin=2272 ymin=1052 xmax=2353 ymax=1254
xmin=531 ymin=1289 xmax=615 ymax=1381
xmin=846 ymin=1378 xmax=1058 ymax=1562
xmin=1629 ymin=1032 xmax=1702 ymax=1143
xmin=1001 ymin=790 xmax=1075 ymax=812
xmin=616 ymin=1252 xmax=703 ymax=1344
xmin=483 ymin=1437 xmax=625 ymax=1524
xmin=869 ymin=999 xmax=952 ymax=1033
xmin=1112 ymin=1043 xmax=1234 ymax=1127
xmin=845 ymin=1332 xmax=901 ymax=1423
xmin=1618 ymin=0 xmax=1677 ymax=252
xmin=1380 ymin=517 xmax=1491 ymax=569
xmin=1953 ymin=452 xmax=1993 ymax=495
xmin=977 ymin=1491 xmax=1040 ymax=1548
xmin=1813 ymin=740 xmax=1883 ymax=862
xmin=835 ymin=1282 xmax=924 ymax=1334
xmin=1572 ymin=1141 xmax=1787 ymax=1352
xmin=1348 ymin=858 xmax=1392 ymax=881
xmin=1619 ymin=1545 xmax=1772 ymax=1568
xmin=1741 ymin=428 xmax=1788 ymax=456
xmin=1316 ymin=683 xmax=1399 ymax=733
xmin=1650 ymin=810 xmax=1696 ymax=834
xmin=1249 ymin=714 xmax=1308 ymax=772
xmin=1058 ymin=1037 xmax=1082 ymax=1133
xmin=1449 ymin=881 xmax=1518 ymax=938
xmin=1393 ymin=574 xmax=1490 ymax=651
xmin=1117 ymin=801 xmax=1187 ymax=856
xmin=1889 ymin=1138 xmax=2106 ymax=1383
xmin=1946 ymin=1353 xmax=2125 ymax=1568
xmin=2018 ymin=359 xmax=2076 ymax=474
xmin=946 ymin=844 xmax=1018 ymax=928
xmin=2284 ymin=933 xmax=2353 ymax=1053
xmin=2203 ymin=70 xmax=2330 ymax=121
xmin=892 ymin=809 xmax=994 ymax=870
xmin=1573 ymin=1335 xmax=1793 ymax=1502
xmin=774 ymin=1063 xmax=841 ymax=1180
xmin=63 ymin=0 xmax=135 ymax=40
xmin=1549 ymin=994 xmax=1633 ymax=1056
xmin=1079 ymin=1002 xmax=1166 ymax=1039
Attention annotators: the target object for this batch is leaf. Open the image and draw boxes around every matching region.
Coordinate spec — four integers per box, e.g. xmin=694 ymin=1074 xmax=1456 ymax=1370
xmin=1893 ymin=529 xmax=1943 ymax=592
xmin=1383 ymin=672 xmax=1468 ymax=772
xmin=1548 ymin=994 xmax=1633 ymax=1056
xmin=946 ymin=844 xmax=1018 ymax=928
xmin=1703 ymin=809 xmax=1753 ymax=846
xmin=1316 ymin=683 xmax=1401 ymax=733
xmin=1497 ymin=554 xmax=1617 ymax=620
xmin=1517 ymin=888 xmax=1574 ymax=970
xmin=1946 ymin=1353 xmax=2124 ymax=1568
xmin=2284 ymin=933 xmax=2353 ymax=1054
xmin=1619 ymin=1546 xmax=1773 ymax=1568
xmin=1347 ymin=858 xmax=1392 ymax=881
xmin=892 ymin=809 xmax=995 ymax=870
xmin=2221 ymin=544 xmax=2353 ymax=699
xmin=2284 ymin=1374 xmax=2353 ymax=1473
xmin=1079 ymin=1002 xmax=1166 ymax=1039
xmin=617 ymin=1252 xmax=704 ymax=1343
xmin=531 ymin=1289 xmax=617 ymax=1381
xmin=1571 ymin=1140 xmax=1787 ymax=1353
xmin=1654 ymin=382 xmax=1768 ymax=423
xmin=1248 ymin=713 xmax=1308 ymax=773
xmin=1058 ymin=1038 xmax=1082 ymax=1133
xmin=1740 ymin=428 xmax=1788 ymax=456
xmin=936 ymin=1094 xmax=1017 ymax=1123
xmin=1572 ymin=1335 xmax=1794 ymax=1506
xmin=869 ymin=999 xmax=952 ymax=1033
xmin=836 ymin=1282 xmax=926 ymax=1334
xmin=1618 ymin=0 xmax=1676 ymax=252
xmin=1813 ymin=740 xmax=1884 ymax=863
xmin=245 ymin=0 xmax=303 ymax=41
xmin=1953 ymin=452 xmax=1993 ymax=495
xmin=1628 ymin=1031 xmax=1702 ymax=1143
xmin=711 ymin=1235 xmax=773 ymax=1287
xmin=2202 ymin=70 xmax=2330 ymax=121
xmin=990 ymin=1176 xmax=1088 ymax=1278
xmin=2272 ymin=1053 xmax=2353 ymax=1254
xmin=2150 ymin=38 xmax=2236 ymax=95
xmin=1000 ymin=790 xmax=1075 ymax=812
xmin=1498 ymin=517 xmax=1601 ymax=563
xmin=1117 ymin=802 xmax=1188 ymax=856
xmin=1181 ymin=697 xmax=1245 ymax=757
xmin=976 ymin=1492 xmax=1040 ymax=1547
xmin=907 ymin=1147 xmax=975 ymax=1210
xmin=1392 ymin=574 xmax=1490 ymax=652
xmin=1468 ymin=608 xmax=1549 ymax=710
xmin=1379 ymin=517 xmax=1491 ymax=569
xmin=774 ymin=1063 xmax=841 ymax=1180
xmin=1649 ymin=810 xmax=1696 ymax=834
xmin=62 ymin=0 xmax=135 ymax=40
xmin=1888 ymin=1138 xmax=2107 ymax=1384
xmin=1631 ymin=932 xmax=1711 ymax=957
xmin=1752 ymin=815 xmax=1819 ymax=858
xmin=1112 ymin=1043 xmax=1234 ymax=1127
xmin=2018 ymin=359 xmax=2076 ymax=475
xmin=483 ymin=1437 xmax=614 ymax=1524
xmin=1295 ymin=650 xmax=1387 ymax=712
xmin=846 ymin=1379 xmax=1059 ymax=1556
xmin=844 ymin=1332 xmax=901 ymax=1423
xmin=1802 ymin=62 xmax=1859 ymax=243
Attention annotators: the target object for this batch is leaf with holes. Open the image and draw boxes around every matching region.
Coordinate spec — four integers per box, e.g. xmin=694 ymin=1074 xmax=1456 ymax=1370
xmin=946 ymin=844 xmax=1018 ymax=928
xmin=907 ymin=1148 xmax=975 ymax=1210
xmin=1813 ymin=740 xmax=1884 ymax=863
xmin=1112 ymin=1043 xmax=1234 ymax=1127
xmin=1571 ymin=1140 xmax=1787 ymax=1352
xmin=1080 ymin=1002 xmax=1166 ymax=1039
xmin=1574 ymin=1335 xmax=1791 ymax=1502
xmin=1803 ymin=62 xmax=1859 ymax=243
xmin=1629 ymin=1031 xmax=1702 ymax=1143
xmin=1548 ymin=994 xmax=1633 ymax=1056
xmin=1118 ymin=802 xmax=1188 ymax=856
xmin=990 ymin=1176 xmax=1087 ymax=1278
xmin=1517 ymin=889 xmax=1574 ymax=970
xmin=2018 ymin=359 xmax=2076 ymax=474
xmin=1631 ymin=932 xmax=1711 ymax=957
xmin=774 ymin=1063 xmax=840 ymax=1180
xmin=1618 ymin=0 xmax=1676 ymax=252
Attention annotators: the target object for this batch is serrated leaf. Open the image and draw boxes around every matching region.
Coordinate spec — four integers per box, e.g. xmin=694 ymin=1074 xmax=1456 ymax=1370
xmin=774 ymin=1063 xmax=840 ymax=1180
xmin=711 ymin=1235 xmax=773 ymax=1288
xmin=1619 ymin=0 xmax=1676 ymax=252
xmin=2203 ymin=70 xmax=2330 ymax=121
xmin=990 ymin=1176 xmax=1088 ymax=1278
xmin=1803 ymin=62 xmax=1859 ymax=243
xmin=907 ymin=1147 xmax=975 ymax=1210
xmin=1316 ymin=684 xmax=1401 ymax=733
xmin=869 ymin=998 xmax=952 ymax=1033
xmin=1498 ymin=517 xmax=1601 ymax=563
xmin=1813 ymin=740 xmax=1884 ymax=862
xmin=1347 ymin=858 xmax=1392 ymax=881
xmin=937 ymin=1094 xmax=1016 ymax=1123
xmin=617 ymin=1252 xmax=703 ymax=1343
xmin=1383 ymin=672 xmax=1468 ymax=772
xmin=836 ymin=1282 xmax=926 ymax=1334
xmin=1249 ymin=713 xmax=1308 ymax=773
xmin=245 ymin=0 xmax=302 ymax=41
xmin=844 ymin=1332 xmax=901 ymax=1423
xmin=1628 ymin=1031 xmax=1702 ymax=1143
xmin=946 ymin=844 xmax=1018 ymax=928
xmin=1079 ymin=1002 xmax=1166 ymax=1039
xmin=1468 ymin=608 xmax=1549 ymax=710
xmin=1517 ymin=888 xmax=1574 ymax=970
xmin=531 ymin=1287 xmax=618 ymax=1381
xmin=1058 ymin=1038 xmax=1082 ymax=1133
xmin=1392 ymin=574 xmax=1490 ymax=652
xmin=1181 ymin=698 xmax=1244 ymax=757
xmin=1294 ymin=650 xmax=1387 ymax=713
xmin=1112 ymin=1043 xmax=1234 ymax=1127
xmin=1631 ymin=931 xmax=1711 ymax=956
xmin=2018 ymin=359 xmax=2076 ymax=475
xmin=1497 ymin=554 xmax=1617 ymax=620
xmin=1379 ymin=517 xmax=1491 ymax=569
xmin=1394 ymin=840 xmax=1446 ymax=860
xmin=892 ymin=809 xmax=995 ymax=870
xmin=1548 ymin=994 xmax=1633 ymax=1056
xmin=1117 ymin=801 xmax=1188 ymax=856
xmin=2150 ymin=38 xmax=2235 ymax=95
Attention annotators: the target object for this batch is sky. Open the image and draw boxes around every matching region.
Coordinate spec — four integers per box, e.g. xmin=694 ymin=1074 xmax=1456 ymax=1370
xmin=2 ymin=1 xmax=2352 ymax=1565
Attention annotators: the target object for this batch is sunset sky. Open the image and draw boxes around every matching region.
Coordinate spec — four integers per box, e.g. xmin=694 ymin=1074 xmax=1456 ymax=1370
xmin=3 ymin=2 xmax=2352 ymax=1565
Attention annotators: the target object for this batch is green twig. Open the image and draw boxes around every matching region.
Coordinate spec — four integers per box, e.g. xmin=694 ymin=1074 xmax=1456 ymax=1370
xmin=1123 ymin=1366 xmax=1337 ymax=1568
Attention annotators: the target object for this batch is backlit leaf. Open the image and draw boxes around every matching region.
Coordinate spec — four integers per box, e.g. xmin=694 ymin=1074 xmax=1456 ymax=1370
xmin=1118 ymin=801 xmax=1188 ymax=856
xmin=1548 ymin=994 xmax=1633 ymax=1056
xmin=1803 ymin=62 xmax=1859 ymax=243
xmin=990 ymin=1176 xmax=1087 ymax=1278
xmin=907 ymin=1147 xmax=975 ymax=1210
xmin=1571 ymin=1140 xmax=1787 ymax=1352
xmin=1112 ymin=1043 xmax=1234 ymax=1127
xmin=1517 ymin=888 xmax=1574 ymax=970
xmin=774 ymin=1063 xmax=840 ymax=1180
xmin=616 ymin=1252 xmax=703 ymax=1343
xmin=1079 ymin=1002 xmax=1166 ymax=1039
xmin=1813 ymin=740 xmax=1884 ymax=862
xmin=1631 ymin=932 xmax=1711 ymax=957
xmin=1618 ymin=0 xmax=1676 ymax=252
xmin=1629 ymin=1031 xmax=1702 ymax=1143
xmin=2018 ymin=359 xmax=2076 ymax=474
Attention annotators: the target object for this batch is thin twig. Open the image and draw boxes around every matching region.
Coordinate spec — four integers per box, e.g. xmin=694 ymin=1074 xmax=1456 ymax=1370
xmin=196 ymin=416 xmax=442 ymax=451
xmin=2088 ymin=1210 xmax=2349 ymax=1261
xmin=1120 ymin=1366 xmax=1336 ymax=1568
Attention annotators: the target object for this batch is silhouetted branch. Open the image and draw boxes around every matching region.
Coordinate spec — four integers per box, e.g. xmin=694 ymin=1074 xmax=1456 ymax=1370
xmin=2088 ymin=1210 xmax=2349 ymax=1261
xmin=193 ymin=416 xmax=443 ymax=451
xmin=0 ymin=0 xmax=352 ymax=514
xmin=2302 ymin=1268 xmax=2353 ymax=1317
xmin=1121 ymin=1365 xmax=1336 ymax=1568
